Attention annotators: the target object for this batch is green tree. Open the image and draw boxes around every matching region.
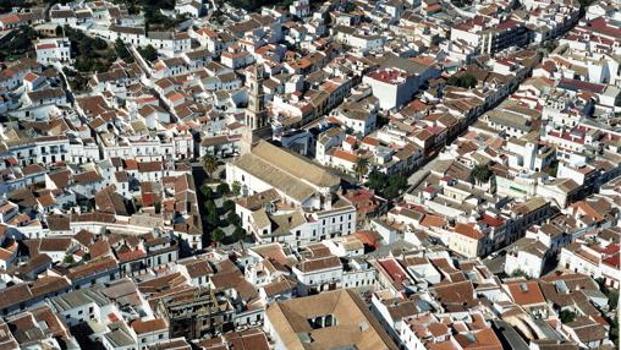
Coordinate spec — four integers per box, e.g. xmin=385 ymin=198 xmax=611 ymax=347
xmin=231 ymin=181 xmax=242 ymax=196
xmin=64 ymin=26 xmax=116 ymax=73
xmin=559 ymin=310 xmax=577 ymax=324
xmin=577 ymin=0 xmax=596 ymax=7
xmin=125 ymin=0 xmax=140 ymax=14
xmin=471 ymin=164 xmax=492 ymax=185
xmin=511 ymin=269 xmax=528 ymax=278
xmin=63 ymin=254 xmax=75 ymax=265
xmin=138 ymin=44 xmax=158 ymax=62
xmin=383 ymin=175 xmax=407 ymax=199
xmin=227 ymin=212 xmax=241 ymax=227
xmin=115 ymin=38 xmax=134 ymax=63
xmin=233 ymin=226 xmax=246 ymax=242
xmin=205 ymin=200 xmax=219 ymax=227
xmin=201 ymin=185 xmax=214 ymax=198
xmin=611 ymin=316 xmax=619 ymax=347
xmin=365 ymin=170 xmax=387 ymax=192
xmin=212 ymin=228 xmax=225 ymax=244
xmin=447 ymin=73 xmax=477 ymax=89
xmin=597 ymin=278 xmax=619 ymax=310
xmin=217 ymin=183 xmax=230 ymax=195
xmin=93 ymin=38 xmax=108 ymax=51
xmin=223 ymin=199 xmax=236 ymax=213
xmin=608 ymin=289 xmax=619 ymax=310
xmin=202 ymin=155 xmax=219 ymax=179
xmin=546 ymin=160 xmax=559 ymax=177
xmin=354 ymin=157 xmax=369 ymax=181
xmin=364 ymin=170 xmax=406 ymax=199
xmin=0 ymin=26 xmax=37 ymax=61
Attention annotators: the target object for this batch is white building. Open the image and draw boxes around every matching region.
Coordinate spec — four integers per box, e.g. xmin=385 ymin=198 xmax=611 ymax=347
xmin=175 ymin=0 xmax=204 ymax=17
xmin=35 ymin=38 xmax=72 ymax=65
xmin=362 ymin=69 xmax=415 ymax=111
xmin=50 ymin=289 xmax=119 ymax=328
xmin=560 ymin=242 xmax=620 ymax=289
xmin=504 ymin=237 xmax=548 ymax=278
xmin=293 ymin=255 xmax=343 ymax=295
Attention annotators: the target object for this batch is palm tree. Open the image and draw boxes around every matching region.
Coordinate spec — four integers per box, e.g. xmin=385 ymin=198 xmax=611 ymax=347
xmin=212 ymin=228 xmax=225 ymax=246
xmin=354 ymin=157 xmax=369 ymax=181
xmin=471 ymin=164 xmax=492 ymax=185
xmin=202 ymin=155 xmax=218 ymax=179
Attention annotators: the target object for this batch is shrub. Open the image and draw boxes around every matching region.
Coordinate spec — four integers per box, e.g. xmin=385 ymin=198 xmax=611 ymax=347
xmin=447 ymin=73 xmax=477 ymax=89
xmin=217 ymin=183 xmax=230 ymax=195
xmin=223 ymin=199 xmax=235 ymax=213
xmin=233 ymin=226 xmax=246 ymax=242
xmin=227 ymin=212 xmax=241 ymax=227
xmin=212 ymin=228 xmax=225 ymax=243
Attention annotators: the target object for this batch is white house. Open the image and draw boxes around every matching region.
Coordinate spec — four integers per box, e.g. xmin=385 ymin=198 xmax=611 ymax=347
xmin=35 ymin=38 xmax=72 ymax=65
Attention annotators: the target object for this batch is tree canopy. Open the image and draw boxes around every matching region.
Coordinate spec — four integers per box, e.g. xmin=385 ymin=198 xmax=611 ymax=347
xmin=138 ymin=45 xmax=158 ymax=62
xmin=212 ymin=228 xmax=225 ymax=243
xmin=231 ymin=181 xmax=242 ymax=196
xmin=447 ymin=73 xmax=478 ymax=89
xmin=202 ymin=155 xmax=219 ymax=178
xmin=65 ymin=26 xmax=117 ymax=73
xmin=365 ymin=170 xmax=408 ymax=200
xmin=354 ymin=157 xmax=369 ymax=181
xmin=559 ymin=310 xmax=577 ymax=324
xmin=114 ymin=39 xmax=134 ymax=63
xmin=471 ymin=164 xmax=493 ymax=185
xmin=0 ymin=26 xmax=37 ymax=61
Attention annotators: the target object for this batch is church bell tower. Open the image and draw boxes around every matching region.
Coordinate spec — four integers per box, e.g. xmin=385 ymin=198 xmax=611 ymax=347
xmin=246 ymin=65 xmax=268 ymax=130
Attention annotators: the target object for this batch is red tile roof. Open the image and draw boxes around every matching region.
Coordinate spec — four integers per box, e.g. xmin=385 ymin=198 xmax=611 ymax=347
xmin=454 ymin=223 xmax=484 ymax=240
xmin=506 ymin=281 xmax=545 ymax=306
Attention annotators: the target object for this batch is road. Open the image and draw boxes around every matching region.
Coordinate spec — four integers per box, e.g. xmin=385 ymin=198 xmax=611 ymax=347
xmin=190 ymin=163 xmax=210 ymax=253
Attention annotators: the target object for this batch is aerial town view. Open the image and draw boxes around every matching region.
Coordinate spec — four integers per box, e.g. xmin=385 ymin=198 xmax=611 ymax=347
xmin=0 ymin=0 xmax=619 ymax=348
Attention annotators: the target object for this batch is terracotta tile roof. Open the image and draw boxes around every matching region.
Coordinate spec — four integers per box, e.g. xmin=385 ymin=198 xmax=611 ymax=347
xmin=131 ymin=318 xmax=168 ymax=334
xmin=67 ymin=256 xmax=118 ymax=281
xmin=505 ymin=280 xmax=545 ymax=306
xmin=454 ymin=328 xmax=503 ymax=350
xmin=224 ymin=328 xmax=270 ymax=350
xmin=454 ymin=223 xmax=484 ymax=240
xmin=295 ymin=255 xmax=342 ymax=273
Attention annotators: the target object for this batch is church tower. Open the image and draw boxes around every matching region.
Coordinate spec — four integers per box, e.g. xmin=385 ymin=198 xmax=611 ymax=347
xmin=246 ymin=65 xmax=268 ymax=130
xmin=240 ymin=125 xmax=254 ymax=155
